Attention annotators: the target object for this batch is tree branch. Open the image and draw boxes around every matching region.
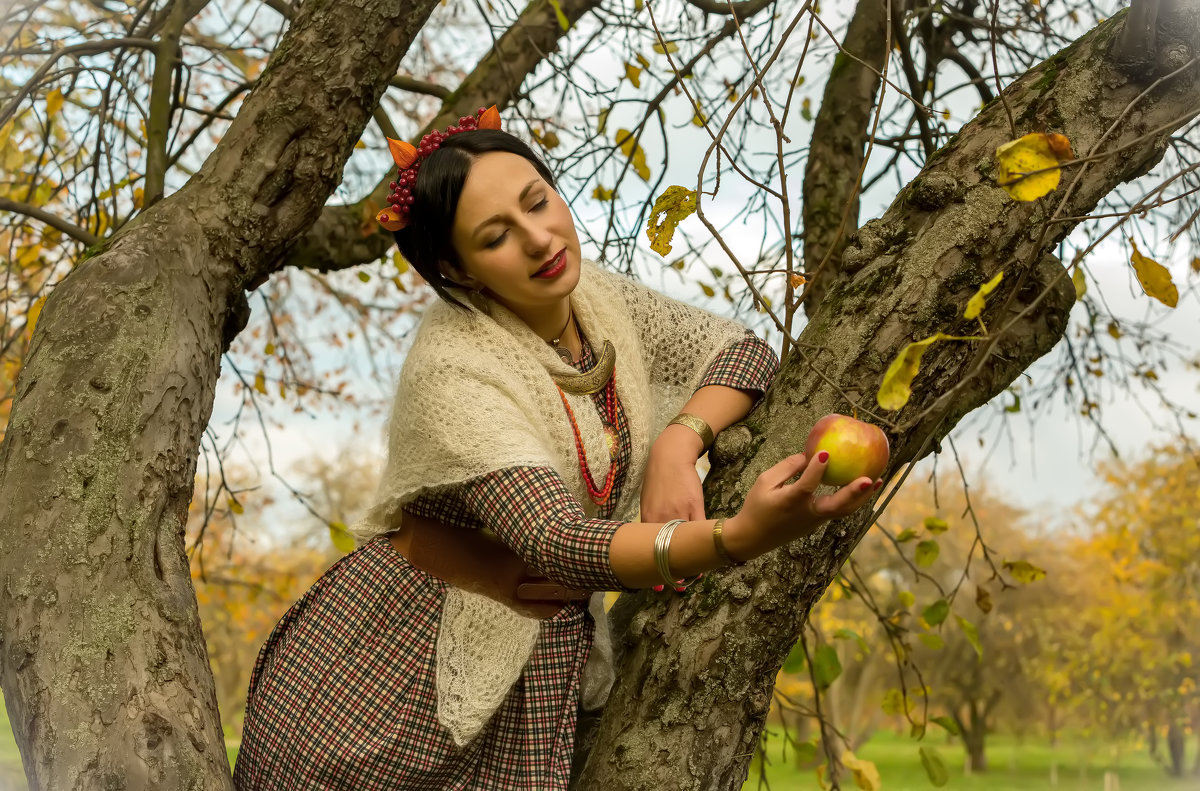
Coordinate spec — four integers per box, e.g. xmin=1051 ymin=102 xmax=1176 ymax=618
xmin=389 ymin=74 xmax=452 ymax=98
xmin=0 ymin=37 xmax=158 ymax=129
xmin=145 ymin=1 xmax=210 ymax=206
xmin=282 ymin=0 xmax=603 ymax=274
xmin=682 ymin=0 xmax=776 ymax=17
xmin=0 ymin=197 xmax=101 ymax=246
xmin=800 ymin=0 xmax=891 ymax=318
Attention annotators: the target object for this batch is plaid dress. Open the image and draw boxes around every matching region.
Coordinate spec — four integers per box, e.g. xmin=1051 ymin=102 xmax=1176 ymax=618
xmin=233 ymin=333 xmax=777 ymax=790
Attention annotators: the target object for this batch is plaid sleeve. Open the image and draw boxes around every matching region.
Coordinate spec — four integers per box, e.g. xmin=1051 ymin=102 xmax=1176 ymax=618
xmin=697 ymin=331 xmax=779 ymax=396
xmin=407 ymin=467 xmax=625 ymax=591
xmin=405 ymin=486 xmax=485 ymax=531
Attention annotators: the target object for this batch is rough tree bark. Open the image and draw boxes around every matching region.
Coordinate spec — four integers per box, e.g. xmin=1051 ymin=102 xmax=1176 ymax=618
xmin=0 ymin=1 xmax=442 ymax=787
xmin=574 ymin=5 xmax=1200 ymax=788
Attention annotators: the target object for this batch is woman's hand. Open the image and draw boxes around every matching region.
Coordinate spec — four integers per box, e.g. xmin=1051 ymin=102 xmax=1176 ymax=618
xmin=723 ymin=451 xmax=881 ymax=561
xmin=640 ymin=426 xmax=707 ymax=522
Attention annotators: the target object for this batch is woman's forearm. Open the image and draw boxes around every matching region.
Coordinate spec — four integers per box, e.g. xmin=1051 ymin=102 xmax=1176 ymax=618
xmin=653 ymin=384 xmax=755 ymax=460
xmin=607 ymin=512 xmax=758 ymax=589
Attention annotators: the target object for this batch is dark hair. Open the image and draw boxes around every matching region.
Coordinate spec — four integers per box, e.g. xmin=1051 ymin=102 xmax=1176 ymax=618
xmin=392 ymin=129 xmax=557 ymax=310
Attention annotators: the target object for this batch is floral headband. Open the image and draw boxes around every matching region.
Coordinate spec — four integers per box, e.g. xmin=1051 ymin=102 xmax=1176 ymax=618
xmin=377 ymin=105 xmax=503 ymax=231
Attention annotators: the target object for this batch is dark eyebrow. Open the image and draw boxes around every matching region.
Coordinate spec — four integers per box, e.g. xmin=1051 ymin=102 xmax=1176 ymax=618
xmin=471 ymin=179 xmax=543 ymax=238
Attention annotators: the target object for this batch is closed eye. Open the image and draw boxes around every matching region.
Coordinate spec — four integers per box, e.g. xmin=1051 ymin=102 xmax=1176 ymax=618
xmin=482 ymin=198 xmax=549 ymax=248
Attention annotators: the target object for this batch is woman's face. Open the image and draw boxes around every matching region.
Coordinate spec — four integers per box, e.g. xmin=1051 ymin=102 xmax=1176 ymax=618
xmin=449 ymin=151 xmax=581 ymax=326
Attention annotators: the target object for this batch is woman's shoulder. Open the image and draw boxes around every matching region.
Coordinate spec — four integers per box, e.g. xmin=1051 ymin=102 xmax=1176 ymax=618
xmin=399 ymin=301 xmax=512 ymax=387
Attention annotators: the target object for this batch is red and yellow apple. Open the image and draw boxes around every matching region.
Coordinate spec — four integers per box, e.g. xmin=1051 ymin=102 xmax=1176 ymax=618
xmin=803 ymin=414 xmax=890 ymax=486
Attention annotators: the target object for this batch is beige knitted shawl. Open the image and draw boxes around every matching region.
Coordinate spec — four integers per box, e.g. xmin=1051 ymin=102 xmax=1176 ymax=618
xmin=353 ymin=261 xmax=746 ymax=745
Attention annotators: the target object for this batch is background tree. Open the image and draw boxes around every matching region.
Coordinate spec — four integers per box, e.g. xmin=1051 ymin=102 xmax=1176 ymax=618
xmin=0 ymin=0 xmax=1198 ymax=789
xmin=1044 ymin=444 xmax=1200 ymax=778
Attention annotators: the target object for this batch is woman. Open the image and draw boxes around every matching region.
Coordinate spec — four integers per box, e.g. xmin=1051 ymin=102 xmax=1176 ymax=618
xmin=233 ymin=107 xmax=882 ymax=789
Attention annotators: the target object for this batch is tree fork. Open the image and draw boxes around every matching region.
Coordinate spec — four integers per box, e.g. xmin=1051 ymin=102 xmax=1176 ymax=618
xmin=574 ymin=7 xmax=1200 ymax=788
xmin=285 ymin=0 xmax=604 ymax=275
xmin=0 ymin=0 xmax=442 ymax=788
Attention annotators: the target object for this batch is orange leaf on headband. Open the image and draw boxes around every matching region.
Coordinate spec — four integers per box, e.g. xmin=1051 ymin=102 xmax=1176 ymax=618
xmin=377 ymin=207 xmax=407 ymax=231
xmin=387 ymin=138 xmax=417 ymax=170
xmin=478 ymin=105 xmax=502 ymax=130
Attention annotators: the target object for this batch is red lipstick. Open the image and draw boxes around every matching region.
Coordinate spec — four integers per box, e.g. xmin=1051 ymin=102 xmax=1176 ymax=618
xmin=533 ymin=249 xmax=567 ymax=279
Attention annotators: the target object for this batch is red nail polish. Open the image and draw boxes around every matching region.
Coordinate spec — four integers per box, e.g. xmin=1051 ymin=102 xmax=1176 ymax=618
xmin=653 ymin=584 xmax=664 ymax=592
xmin=873 ymin=479 xmax=884 ymax=491
xmin=817 ymin=451 xmax=829 ymax=463
xmin=859 ymin=480 xmax=872 ymax=492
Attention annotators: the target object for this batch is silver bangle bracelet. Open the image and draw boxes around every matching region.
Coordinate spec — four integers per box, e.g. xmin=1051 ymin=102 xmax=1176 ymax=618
xmin=653 ymin=519 xmax=687 ymax=586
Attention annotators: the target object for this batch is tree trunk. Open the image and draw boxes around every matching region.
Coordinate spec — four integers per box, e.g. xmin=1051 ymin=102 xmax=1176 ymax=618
xmin=964 ymin=705 xmax=989 ymax=774
xmin=0 ymin=1 xmax=441 ymax=788
xmin=1166 ymin=722 xmax=1185 ymax=777
xmin=574 ymin=5 xmax=1200 ymax=788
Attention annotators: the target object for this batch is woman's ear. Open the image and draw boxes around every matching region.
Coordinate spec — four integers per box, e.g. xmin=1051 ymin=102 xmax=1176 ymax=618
xmin=438 ymin=260 xmax=478 ymax=290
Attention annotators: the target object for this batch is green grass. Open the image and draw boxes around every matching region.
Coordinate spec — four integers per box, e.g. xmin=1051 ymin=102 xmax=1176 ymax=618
xmin=0 ymin=697 xmax=27 ymax=791
xmin=742 ymin=728 xmax=1198 ymax=791
xmin=0 ymin=694 xmax=1194 ymax=791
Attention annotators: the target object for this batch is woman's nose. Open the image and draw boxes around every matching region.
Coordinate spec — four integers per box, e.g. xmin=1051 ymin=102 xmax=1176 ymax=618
xmin=522 ymin=222 xmax=553 ymax=255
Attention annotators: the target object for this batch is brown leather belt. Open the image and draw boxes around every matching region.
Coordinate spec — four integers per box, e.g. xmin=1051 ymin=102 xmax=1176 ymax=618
xmin=387 ymin=511 xmax=592 ymax=611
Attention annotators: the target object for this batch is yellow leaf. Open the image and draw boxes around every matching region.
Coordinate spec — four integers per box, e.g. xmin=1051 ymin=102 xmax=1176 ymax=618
xmin=1107 ymin=321 xmax=1121 ymax=339
xmin=700 ymin=283 xmax=715 ymax=297
xmin=1129 ymin=240 xmax=1178 ymax=308
xmin=547 ymin=0 xmax=570 ymax=30
xmin=994 ymin=132 xmax=1071 ymax=201
xmin=228 ymin=497 xmax=244 ymax=515
xmin=1191 ymin=257 xmax=1199 ymax=273
xmin=16 ymin=245 xmax=39 ymax=268
xmin=964 ymin=271 xmax=1003 ymax=320
xmin=26 ymin=295 xmax=46 ymax=337
xmin=1004 ymin=559 xmax=1047 ymax=584
xmin=899 ymin=590 xmax=915 ymax=609
xmin=789 ymin=273 xmax=807 ymax=289
xmin=635 ymin=52 xmax=650 ymax=69
xmin=645 ymin=185 xmax=696 ymax=256
xmin=877 ymin=334 xmax=948 ymax=411
xmin=597 ymin=107 xmax=610 ymax=135
xmin=254 ymin=371 xmax=267 ymax=395
xmin=975 ymin=585 xmax=993 ymax=614
xmin=624 ymin=62 xmax=642 ymax=88
xmin=923 ymin=516 xmax=949 ymax=534
xmin=264 ymin=342 xmax=276 ymax=355
xmin=841 ymin=751 xmax=881 ymax=791
xmin=45 ymin=88 xmax=63 ymax=118
xmin=652 ymin=41 xmax=679 ymax=54
xmin=329 ymin=521 xmax=356 ymax=553
xmin=615 ymin=129 xmax=651 ymax=181
xmin=1072 ymin=267 xmax=1087 ymax=299
xmin=592 ymin=185 xmax=614 ymax=201
xmin=5 ymin=144 xmax=25 ymax=172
